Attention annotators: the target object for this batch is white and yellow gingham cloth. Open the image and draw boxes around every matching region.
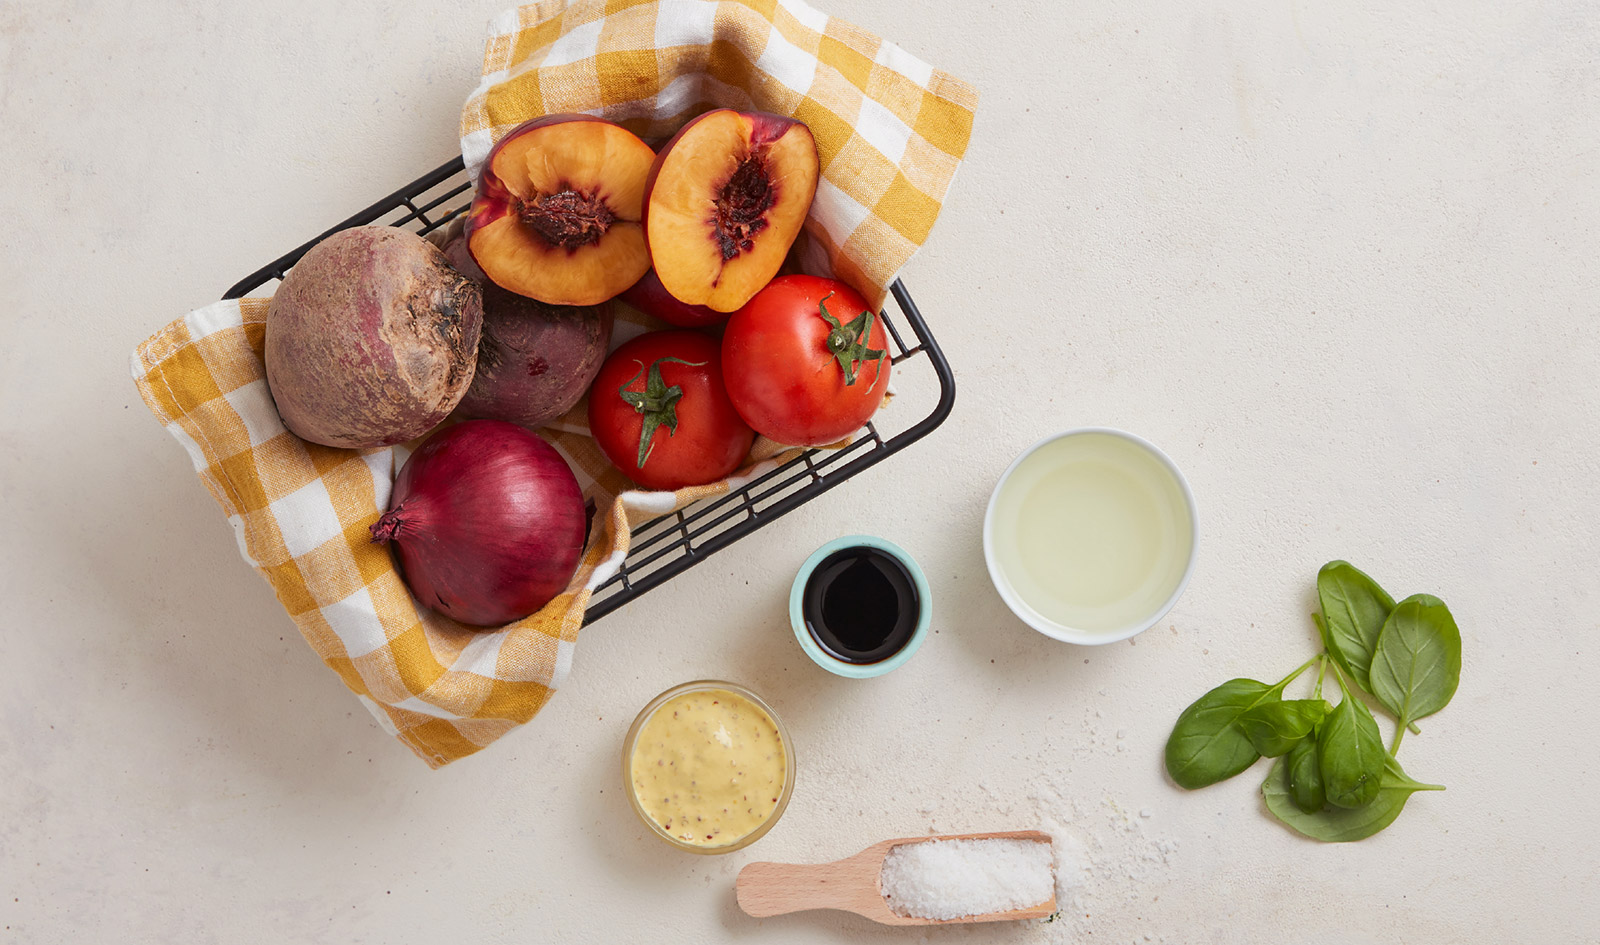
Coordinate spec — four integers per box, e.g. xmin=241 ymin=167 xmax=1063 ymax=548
xmin=463 ymin=0 xmax=977 ymax=309
xmin=130 ymin=0 xmax=974 ymax=767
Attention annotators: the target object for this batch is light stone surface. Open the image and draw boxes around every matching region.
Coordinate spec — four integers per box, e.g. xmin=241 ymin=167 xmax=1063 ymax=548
xmin=3 ymin=1 xmax=1596 ymax=942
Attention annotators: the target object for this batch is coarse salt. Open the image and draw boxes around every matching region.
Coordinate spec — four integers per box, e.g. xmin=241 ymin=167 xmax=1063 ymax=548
xmin=878 ymin=837 xmax=1055 ymax=921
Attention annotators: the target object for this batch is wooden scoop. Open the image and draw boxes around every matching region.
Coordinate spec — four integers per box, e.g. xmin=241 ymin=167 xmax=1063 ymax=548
xmin=736 ymin=830 xmax=1056 ymax=926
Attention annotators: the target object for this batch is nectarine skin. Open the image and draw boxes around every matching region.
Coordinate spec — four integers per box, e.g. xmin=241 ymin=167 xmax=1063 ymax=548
xmin=618 ymin=269 xmax=728 ymax=328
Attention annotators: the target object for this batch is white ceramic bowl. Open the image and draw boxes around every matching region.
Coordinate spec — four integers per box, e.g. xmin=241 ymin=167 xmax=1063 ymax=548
xmin=982 ymin=428 xmax=1198 ymax=645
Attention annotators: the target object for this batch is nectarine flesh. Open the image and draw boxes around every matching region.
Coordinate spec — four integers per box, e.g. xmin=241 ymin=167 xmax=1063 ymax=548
xmin=467 ymin=115 xmax=655 ymax=306
xmin=643 ymin=110 xmax=819 ymax=313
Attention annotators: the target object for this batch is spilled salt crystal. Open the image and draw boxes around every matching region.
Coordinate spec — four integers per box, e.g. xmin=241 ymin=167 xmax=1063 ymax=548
xmin=879 ymin=837 xmax=1054 ymax=921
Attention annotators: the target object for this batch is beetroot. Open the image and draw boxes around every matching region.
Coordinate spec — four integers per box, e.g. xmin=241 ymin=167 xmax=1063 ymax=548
xmin=452 ymin=285 xmax=613 ymax=429
xmin=266 ymin=226 xmax=482 ymax=448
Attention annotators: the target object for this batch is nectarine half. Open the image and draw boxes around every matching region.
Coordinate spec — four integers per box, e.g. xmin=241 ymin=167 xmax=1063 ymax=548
xmin=642 ymin=110 xmax=819 ymax=313
xmin=466 ymin=115 xmax=655 ymax=306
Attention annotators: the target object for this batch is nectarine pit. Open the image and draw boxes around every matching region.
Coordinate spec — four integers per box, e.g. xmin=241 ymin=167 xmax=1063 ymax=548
xmin=712 ymin=153 xmax=776 ymax=260
xmin=518 ymin=188 xmax=617 ymax=251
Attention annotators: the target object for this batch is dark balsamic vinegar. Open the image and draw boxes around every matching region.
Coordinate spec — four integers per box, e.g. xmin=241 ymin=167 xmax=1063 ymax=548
xmin=801 ymin=546 xmax=920 ymax=664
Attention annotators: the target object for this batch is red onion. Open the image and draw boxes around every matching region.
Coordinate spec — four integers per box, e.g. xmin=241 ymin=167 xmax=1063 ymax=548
xmin=370 ymin=419 xmax=586 ymax=627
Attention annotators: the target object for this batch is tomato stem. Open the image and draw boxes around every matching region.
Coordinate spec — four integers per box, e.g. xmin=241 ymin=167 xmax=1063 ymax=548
xmin=618 ymin=356 xmax=705 ymax=469
xmin=817 ymin=293 xmax=887 ymax=387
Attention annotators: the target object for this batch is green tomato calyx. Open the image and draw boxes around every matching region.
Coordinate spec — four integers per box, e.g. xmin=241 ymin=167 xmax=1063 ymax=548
xmin=818 ymin=293 xmax=887 ymax=388
xmin=618 ymin=356 xmax=705 ymax=470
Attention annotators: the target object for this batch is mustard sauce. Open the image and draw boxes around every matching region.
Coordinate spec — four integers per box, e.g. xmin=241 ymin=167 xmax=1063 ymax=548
xmin=628 ymin=688 xmax=787 ymax=848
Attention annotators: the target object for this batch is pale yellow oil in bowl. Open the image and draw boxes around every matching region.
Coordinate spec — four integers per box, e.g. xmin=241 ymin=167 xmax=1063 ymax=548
xmin=987 ymin=431 xmax=1195 ymax=640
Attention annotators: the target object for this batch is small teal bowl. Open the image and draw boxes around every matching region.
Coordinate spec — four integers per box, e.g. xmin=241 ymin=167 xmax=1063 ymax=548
xmin=788 ymin=535 xmax=931 ymax=678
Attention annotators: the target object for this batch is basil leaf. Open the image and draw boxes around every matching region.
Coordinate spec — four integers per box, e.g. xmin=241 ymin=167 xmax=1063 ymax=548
xmin=1285 ymin=732 xmax=1325 ymax=813
xmin=1164 ymin=679 xmax=1280 ymax=789
xmin=1370 ymin=594 xmax=1462 ymax=734
xmin=1238 ymin=700 xmax=1330 ymax=758
xmin=1312 ymin=611 xmax=1334 ymax=655
xmin=1263 ymin=754 xmax=1444 ymax=842
xmin=1318 ymin=673 xmax=1386 ymax=809
xmin=1317 ymin=561 xmax=1396 ymax=694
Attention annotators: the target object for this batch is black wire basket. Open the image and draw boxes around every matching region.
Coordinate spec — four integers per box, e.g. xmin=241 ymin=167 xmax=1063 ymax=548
xmin=225 ymin=156 xmax=955 ymax=625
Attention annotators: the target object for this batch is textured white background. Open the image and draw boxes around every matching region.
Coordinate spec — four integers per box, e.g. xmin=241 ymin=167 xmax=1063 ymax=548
xmin=3 ymin=1 xmax=1597 ymax=942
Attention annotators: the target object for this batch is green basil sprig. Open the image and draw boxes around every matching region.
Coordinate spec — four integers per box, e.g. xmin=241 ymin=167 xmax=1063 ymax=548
xmin=1162 ymin=561 xmax=1461 ymax=842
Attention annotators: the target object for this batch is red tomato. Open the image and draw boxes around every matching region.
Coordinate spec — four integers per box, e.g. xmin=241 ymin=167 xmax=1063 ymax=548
xmin=721 ymin=275 xmax=892 ymax=446
xmin=588 ymin=330 xmax=754 ymax=491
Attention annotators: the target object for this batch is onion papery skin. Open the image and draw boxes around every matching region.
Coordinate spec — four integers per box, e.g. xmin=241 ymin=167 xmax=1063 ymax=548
xmin=371 ymin=419 xmax=586 ymax=627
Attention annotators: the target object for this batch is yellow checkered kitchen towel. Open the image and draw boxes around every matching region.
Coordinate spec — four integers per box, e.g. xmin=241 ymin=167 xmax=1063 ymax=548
xmin=462 ymin=0 xmax=977 ymax=309
xmin=130 ymin=0 xmax=974 ymax=768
